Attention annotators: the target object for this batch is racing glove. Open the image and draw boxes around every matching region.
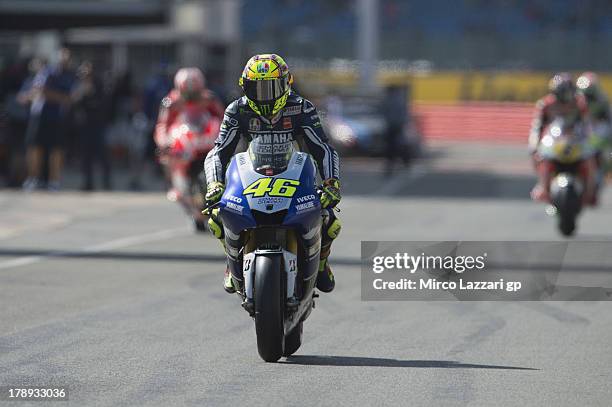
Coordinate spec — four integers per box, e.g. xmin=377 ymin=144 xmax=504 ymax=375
xmin=203 ymin=182 xmax=225 ymax=215
xmin=320 ymin=178 xmax=341 ymax=208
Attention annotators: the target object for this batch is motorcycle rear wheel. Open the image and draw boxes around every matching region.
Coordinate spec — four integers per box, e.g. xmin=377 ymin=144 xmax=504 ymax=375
xmin=559 ymin=215 xmax=576 ymax=237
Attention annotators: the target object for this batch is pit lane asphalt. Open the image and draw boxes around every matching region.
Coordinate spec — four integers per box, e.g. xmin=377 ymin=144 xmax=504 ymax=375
xmin=1 ymin=143 xmax=611 ymax=406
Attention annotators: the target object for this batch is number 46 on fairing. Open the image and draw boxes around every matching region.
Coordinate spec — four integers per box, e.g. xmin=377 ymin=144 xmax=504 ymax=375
xmin=243 ymin=178 xmax=300 ymax=198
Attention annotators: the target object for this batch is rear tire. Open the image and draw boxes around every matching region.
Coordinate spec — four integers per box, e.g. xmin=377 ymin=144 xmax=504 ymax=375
xmin=283 ymin=321 xmax=303 ymax=357
xmin=254 ymin=255 xmax=284 ymax=362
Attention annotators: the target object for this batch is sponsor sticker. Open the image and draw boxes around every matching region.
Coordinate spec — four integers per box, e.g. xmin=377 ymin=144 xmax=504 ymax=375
xmin=256 ymin=197 xmax=284 ymax=205
xmin=226 ymin=202 xmax=244 ymax=214
xmin=303 ymin=101 xmax=315 ymax=114
xmin=296 ymin=201 xmax=316 ymax=212
xmin=283 ymin=105 xmax=302 ymax=116
xmin=249 ymin=118 xmax=261 ymax=131
xmin=283 ymin=117 xmax=292 ymax=130
xmin=227 ymin=195 xmax=242 ymax=204
xmin=223 ymin=114 xmax=238 ymax=127
xmin=251 ymin=142 xmax=292 ymax=155
xmin=296 ymin=194 xmax=316 ymax=203
xmin=257 ymin=61 xmax=270 ymax=73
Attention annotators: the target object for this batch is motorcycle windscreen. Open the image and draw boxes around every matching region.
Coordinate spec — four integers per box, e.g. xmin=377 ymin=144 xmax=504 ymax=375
xmin=248 ymin=136 xmax=294 ymax=175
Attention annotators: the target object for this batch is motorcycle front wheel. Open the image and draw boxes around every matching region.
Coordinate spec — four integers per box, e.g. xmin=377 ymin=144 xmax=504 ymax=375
xmin=254 ymin=255 xmax=285 ymax=362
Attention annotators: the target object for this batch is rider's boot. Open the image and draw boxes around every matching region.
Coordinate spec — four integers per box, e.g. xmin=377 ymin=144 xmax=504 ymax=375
xmin=207 ymin=208 xmax=236 ymax=293
xmin=316 ymin=211 xmax=341 ymax=293
xmin=223 ymin=266 xmax=236 ymax=294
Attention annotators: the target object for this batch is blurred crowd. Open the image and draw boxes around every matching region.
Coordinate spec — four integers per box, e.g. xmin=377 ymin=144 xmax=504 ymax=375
xmin=0 ymin=47 xmax=181 ymax=191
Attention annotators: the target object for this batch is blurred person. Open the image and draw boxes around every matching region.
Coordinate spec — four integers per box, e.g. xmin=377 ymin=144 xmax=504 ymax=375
xmin=16 ymin=57 xmax=47 ymax=185
xmin=154 ymin=67 xmax=224 ymax=194
xmin=577 ymin=72 xmax=612 ymax=192
xmin=153 ymin=68 xmax=223 ymax=227
xmin=154 ymin=67 xmax=224 ymax=152
xmin=382 ymin=85 xmax=408 ymax=176
xmin=203 ymin=54 xmax=341 ymax=294
xmin=126 ymin=92 xmax=150 ymax=191
xmin=21 ymin=48 xmax=75 ymax=191
xmin=108 ymin=70 xmax=132 ymax=124
xmin=143 ymin=62 xmax=172 ymax=126
xmin=143 ymin=62 xmax=172 ymax=164
xmin=71 ymin=61 xmax=111 ymax=191
xmin=576 ymin=72 xmax=611 ymax=124
xmin=104 ymin=70 xmax=133 ymax=156
xmin=528 ymin=73 xmax=596 ymax=205
xmin=2 ymin=57 xmax=31 ymax=187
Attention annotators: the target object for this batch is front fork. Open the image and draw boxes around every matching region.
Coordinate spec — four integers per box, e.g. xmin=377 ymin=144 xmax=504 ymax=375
xmin=226 ymin=230 xmax=313 ymax=316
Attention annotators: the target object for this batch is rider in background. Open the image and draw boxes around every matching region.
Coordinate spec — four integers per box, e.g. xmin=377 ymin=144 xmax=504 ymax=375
xmin=203 ymin=54 xmax=341 ymax=294
xmin=154 ymin=67 xmax=224 ymax=153
xmin=528 ymin=73 xmax=596 ymax=204
xmin=576 ymin=72 xmax=611 ymax=125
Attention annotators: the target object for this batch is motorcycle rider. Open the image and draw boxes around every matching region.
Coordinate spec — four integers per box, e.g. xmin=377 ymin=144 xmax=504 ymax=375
xmin=577 ymin=72 xmax=611 ymax=191
xmin=576 ymin=72 xmax=611 ymax=124
xmin=203 ymin=54 xmax=341 ymax=294
xmin=528 ymin=73 xmax=596 ymax=205
xmin=154 ymin=67 xmax=224 ymax=153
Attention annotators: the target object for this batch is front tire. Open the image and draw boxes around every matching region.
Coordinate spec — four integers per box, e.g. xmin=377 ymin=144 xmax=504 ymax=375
xmin=283 ymin=321 xmax=303 ymax=357
xmin=254 ymin=255 xmax=284 ymax=362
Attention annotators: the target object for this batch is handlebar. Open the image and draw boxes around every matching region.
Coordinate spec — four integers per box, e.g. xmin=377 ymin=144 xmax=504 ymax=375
xmin=202 ymin=185 xmax=340 ymax=215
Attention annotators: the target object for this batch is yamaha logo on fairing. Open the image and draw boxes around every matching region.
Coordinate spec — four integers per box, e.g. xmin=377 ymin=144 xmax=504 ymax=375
xmin=296 ymin=201 xmax=316 ymax=212
xmin=226 ymin=202 xmax=244 ymax=214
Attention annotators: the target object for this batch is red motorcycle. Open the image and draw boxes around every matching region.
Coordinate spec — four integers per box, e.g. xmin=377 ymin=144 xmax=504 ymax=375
xmin=160 ymin=109 xmax=220 ymax=232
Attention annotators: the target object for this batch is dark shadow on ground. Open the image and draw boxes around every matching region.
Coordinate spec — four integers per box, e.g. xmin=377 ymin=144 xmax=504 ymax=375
xmin=391 ymin=170 xmax=536 ymax=200
xmin=0 ymin=249 xmax=361 ymax=266
xmin=282 ymin=355 xmax=538 ymax=370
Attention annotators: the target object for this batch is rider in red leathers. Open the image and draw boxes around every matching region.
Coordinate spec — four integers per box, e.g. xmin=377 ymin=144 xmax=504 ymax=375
xmin=154 ymin=67 xmax=224 ymax=151
xmin=528 ymin=73 xmax=597 ymax=205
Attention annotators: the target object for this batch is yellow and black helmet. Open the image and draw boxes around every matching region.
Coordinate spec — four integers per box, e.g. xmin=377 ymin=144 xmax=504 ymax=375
xmin=239 ymin=54 xmax=293 ymax=117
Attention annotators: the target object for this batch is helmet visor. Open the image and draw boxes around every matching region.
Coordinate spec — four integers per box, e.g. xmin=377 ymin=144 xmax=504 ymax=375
xmin=243 ymin=77 xmax=288 ymax=103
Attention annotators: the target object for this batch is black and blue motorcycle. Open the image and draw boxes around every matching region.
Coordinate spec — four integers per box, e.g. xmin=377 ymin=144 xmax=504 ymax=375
xmin=214 ymin=139 xmax=323 ymax=362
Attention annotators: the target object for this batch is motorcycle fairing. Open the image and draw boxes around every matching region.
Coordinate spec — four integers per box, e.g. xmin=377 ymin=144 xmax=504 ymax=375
xmin=219 ymin=151 xmax=322 ymax=237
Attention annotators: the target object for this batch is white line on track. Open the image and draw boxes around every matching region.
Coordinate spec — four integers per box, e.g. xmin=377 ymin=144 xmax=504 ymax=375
xmin=0 ymin=227 xmax=189 ymax=271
